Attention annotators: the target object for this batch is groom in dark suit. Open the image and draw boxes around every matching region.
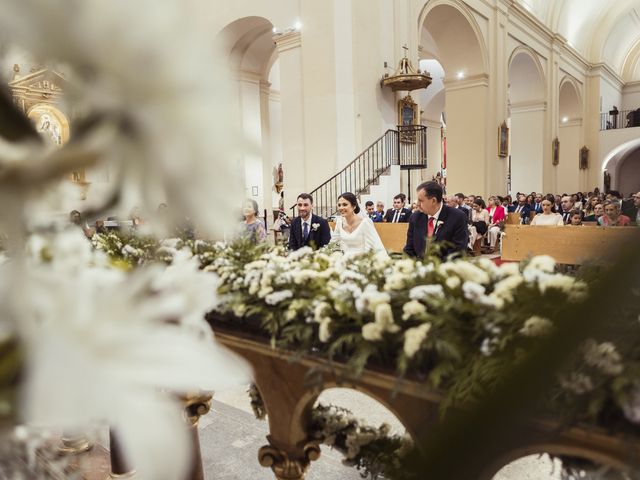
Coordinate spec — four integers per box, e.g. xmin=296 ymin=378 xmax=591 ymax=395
xmin=288 ymin=193 xmax=331 ymax=250
xmin=404 ymin=181 xmax=469 ymax=259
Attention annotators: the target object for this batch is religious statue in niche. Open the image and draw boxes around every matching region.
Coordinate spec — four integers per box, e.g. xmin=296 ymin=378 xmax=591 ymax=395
xmin=552 ymin=137 xmax=560 ymax=166
xmin=604 ymin=171 xmax=611 ymax=193
xmin=498 ymin=122 xmax=508 ymax=157
xmin=579 ymin=146 xmax=589 ymax=170
xmin=273 ymin=163 xmax=284 ymax=194
xmin=37 ymin=114 xmax=62 ymax=145
xmin=398 ymin=95 xmax=418 ymax=143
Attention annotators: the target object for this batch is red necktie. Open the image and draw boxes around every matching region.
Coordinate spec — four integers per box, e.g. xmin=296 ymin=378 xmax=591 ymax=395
xmin=427 ymin=217 xmax=435 ymax=238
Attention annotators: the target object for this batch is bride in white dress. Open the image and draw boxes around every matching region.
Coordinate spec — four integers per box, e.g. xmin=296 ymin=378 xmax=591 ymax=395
xmin=331 ymin=192 xmax=389 ymax=257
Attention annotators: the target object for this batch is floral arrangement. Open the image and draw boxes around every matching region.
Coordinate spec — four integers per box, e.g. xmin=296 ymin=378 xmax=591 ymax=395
xmin=201 ymin=242 xmax=640 ymax=434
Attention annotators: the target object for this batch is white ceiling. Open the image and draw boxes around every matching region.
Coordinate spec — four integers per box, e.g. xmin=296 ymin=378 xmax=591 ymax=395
xmin=516 ymin=0 xmax=640 ymax=81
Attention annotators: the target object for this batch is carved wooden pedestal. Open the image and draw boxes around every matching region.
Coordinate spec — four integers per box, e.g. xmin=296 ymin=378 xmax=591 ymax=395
xmin=213 ymin=329 xmax=640 ymax=480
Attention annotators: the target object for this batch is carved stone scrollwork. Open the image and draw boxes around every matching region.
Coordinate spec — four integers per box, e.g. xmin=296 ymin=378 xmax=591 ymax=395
xmin=258 ymin=437 xmax=321 ymax=480
xmin=182 ymin=392 xmax=213 ymax=426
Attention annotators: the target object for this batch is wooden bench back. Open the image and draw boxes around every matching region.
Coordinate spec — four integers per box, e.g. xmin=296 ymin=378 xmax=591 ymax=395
xmin=328 ymin=221 xmax=409 ymax=253
xmin=501 ymin=225 xmax=638 ymax=265
xmin=505 ymin=211 xmax=536 ymax=225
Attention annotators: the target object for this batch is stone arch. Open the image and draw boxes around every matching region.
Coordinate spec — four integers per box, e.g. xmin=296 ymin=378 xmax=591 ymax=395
xmin=291 ymin=382 xmax=429 ymax=441
xmin=508 ymin=47 xmax=546 ymax=194
xmin=621 ymin=36 xmax=640 ymax=82
xmin=601 ymin=139 xmax=640 ymax=193
xmin=558 ymin=76 xmax=582 ymax=122
xmin=418 ymin=0 xmax=489 ymax=78
xmin=417 ymin=0 xmax=496 ymax=196
xmin=480 ymin=443 xmax=634 ymax=480
xmin=508 ymin=46 xmax=546 ymax=104
xmin=556 ymin=76 xmax=583 ymax=193
xmin=216 ymin=16 xmax=281 ymax=216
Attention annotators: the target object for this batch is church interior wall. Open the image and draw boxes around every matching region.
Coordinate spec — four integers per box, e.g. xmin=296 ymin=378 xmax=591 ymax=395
xmin=617 ymin=149 xmax=640 ymax=196
xmin=621 ymin=81 xmax=640 ymax=110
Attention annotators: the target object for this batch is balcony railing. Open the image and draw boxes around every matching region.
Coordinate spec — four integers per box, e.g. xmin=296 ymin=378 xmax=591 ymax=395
xmin=600 ymin=109 xmax=640 ymax=130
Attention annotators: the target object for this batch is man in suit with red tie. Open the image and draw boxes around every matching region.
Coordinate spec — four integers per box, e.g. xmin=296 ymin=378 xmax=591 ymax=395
xmin=403 ymin=181 xmax=469 ymax=259
xmin=383 ymin=194 xmax=412 ymax=223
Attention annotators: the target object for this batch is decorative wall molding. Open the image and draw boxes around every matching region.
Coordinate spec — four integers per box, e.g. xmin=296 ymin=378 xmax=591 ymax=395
xmin=622 ymin=80 xmax=640 ymax=93
xmin=234 ymin=70 xmax=262 ymax=85
xmin=273 ymin=30 xmax=301 ymax=54
xmin=510 ymin=99 xmax=547 ymax=114
xmin=443 ymin=72 xmax=490 ymax=91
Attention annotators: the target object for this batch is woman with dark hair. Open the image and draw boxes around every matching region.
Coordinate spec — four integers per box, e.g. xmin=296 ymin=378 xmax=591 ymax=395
xmin=468 ymin=197 xmax=489 ymax=249
xmin=530 ymin=195 xmax=564 ymax=226
xmin=239 ymin=198 xmax=266 ymax=244
xmin=331 ymin=192 xmax=387 ymax=256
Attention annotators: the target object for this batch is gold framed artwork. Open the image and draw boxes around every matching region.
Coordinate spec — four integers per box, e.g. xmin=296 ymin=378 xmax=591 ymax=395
xmin=552 ymin=137 xmax=560 ymax=166
xmin=579 ymin=146 xmax=589 ymax=170
xmin=398 ymin=95 xmax=418 ymax=143
xmin=498 ymin=122 xmax=508 ymax=157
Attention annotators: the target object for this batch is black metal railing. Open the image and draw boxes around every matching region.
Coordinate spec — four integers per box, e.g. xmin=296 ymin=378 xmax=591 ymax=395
xmin=600 ymin=108 xmax=640 ymax=130
xmin=292 ymin=125 xmax=427 ymax=218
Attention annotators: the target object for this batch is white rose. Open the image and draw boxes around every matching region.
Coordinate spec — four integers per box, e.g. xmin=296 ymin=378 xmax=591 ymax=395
xmin=362 ymin=322 xmax=384 ymax=341
xmin=409 ymin=284 xmax=444 ymax=301
xmin=403 ymin=323 xmax=432 ymax=358
xmin=319 ymin=317 xmax=332 ymax=343
xmin=445 ymin=276 xmax=461 ymax=289
xmin=462 ymin=281 xmax=486 ymax=303
xmin=384 ymin=272 xmax=405 ymax=291
xmin=402 ymin=300 xmax=427 ymax=320
xmin=374 ymin=303 xmax=399 ymax=332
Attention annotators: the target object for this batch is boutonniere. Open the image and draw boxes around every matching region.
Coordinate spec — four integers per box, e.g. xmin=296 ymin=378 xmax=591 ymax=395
xmin=311 ymin=223 xmax=320 ymax=231
xmin=435 ymin=220 xmax=444 ymax=233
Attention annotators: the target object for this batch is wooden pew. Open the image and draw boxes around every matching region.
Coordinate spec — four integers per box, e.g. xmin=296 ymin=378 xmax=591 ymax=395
xmin=373 ymin=223 xmax=409 ymax=253
xmin=328 ymin=221 xmax=409 ymax=253
xmin=501 ymin=225 xmax=639 ymax=265
xmin=505 ymin=211 xmax=536 ymax=225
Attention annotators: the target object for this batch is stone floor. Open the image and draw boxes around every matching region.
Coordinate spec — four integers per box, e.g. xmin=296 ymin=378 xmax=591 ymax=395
xmin=202 ymin=385 xmax=562 ymax=480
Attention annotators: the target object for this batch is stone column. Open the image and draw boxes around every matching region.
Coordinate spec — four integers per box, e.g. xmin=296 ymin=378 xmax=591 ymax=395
xmin=444 ymin=75 xmax=491 ymax=196
xmin=273 ymin=30 xmax=306 ymax=211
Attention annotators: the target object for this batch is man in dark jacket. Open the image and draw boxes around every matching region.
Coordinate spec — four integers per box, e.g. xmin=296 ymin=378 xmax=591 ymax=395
xmin=288 ymin=193 xmax=331 ymax=250
xmin=384 ymin=193 xmax=412 ymax=223
xmin=404 ymin=181 xmax=469 ymax=259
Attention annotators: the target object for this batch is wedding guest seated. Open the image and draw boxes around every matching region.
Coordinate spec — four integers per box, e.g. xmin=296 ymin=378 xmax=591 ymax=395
xmin=384 ymin=193 xmax=411 ymax=223
xmin=569 ymin=210 xmax=583 ymax=226
xmin=468 ymin=197 xmax=489 ymax=249
xmin=530 ymin=195 xmax=564 ymax=226
xmin=375 ymin=201 xmax=385 ymax=218
xmin=559 ymin=195 xmax=574 ymax=224
xmin=621 ymin=191 xmax=639 ymax=225
xmin=332 ymin=192 xmax=387 ymax=257
xmin=598 ymin=201 xmax=631 ymax=226
xmin=583 ymin=203 xmax=603 ymax=222
xmin=404 ymin=181 xmax=468 ymax=259
xmin=288 ymin=193 xmax=331 ymax=250
xmin=486 ymin=196 xmax=505 ymax=252
xmin=508 ymin=194 xmax=532 ymax=224
xmin=239 ymin=199 xmax=267 ymax=244
xmin=365 ymin=200 xmax=383 ymax=222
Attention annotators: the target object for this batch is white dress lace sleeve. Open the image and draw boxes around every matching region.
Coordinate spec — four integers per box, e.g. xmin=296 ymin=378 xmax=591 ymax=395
xmin=331 ymin=216 xmax=342 ymax=243
xmin=362 ymin=218 xmax=389 ymax=257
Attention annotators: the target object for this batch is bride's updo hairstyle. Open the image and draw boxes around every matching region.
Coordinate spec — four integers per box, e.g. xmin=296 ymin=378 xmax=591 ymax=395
xmin=338 ymin=192 xmax=360 ymax=214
